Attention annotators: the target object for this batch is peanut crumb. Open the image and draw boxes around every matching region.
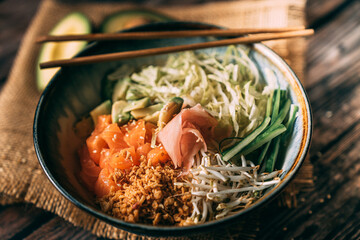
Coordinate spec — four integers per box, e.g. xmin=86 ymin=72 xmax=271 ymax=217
xmin=98 ymin=161 xmax=192 ymax=226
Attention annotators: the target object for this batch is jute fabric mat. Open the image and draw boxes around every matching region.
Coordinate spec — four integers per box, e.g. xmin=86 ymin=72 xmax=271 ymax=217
xmin=0 ymin=0 xmax=312 ymax=238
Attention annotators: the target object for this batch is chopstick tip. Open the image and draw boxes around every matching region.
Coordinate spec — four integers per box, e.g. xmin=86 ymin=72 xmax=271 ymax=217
xmin=36 ymin=36 xmax=46 ymax=43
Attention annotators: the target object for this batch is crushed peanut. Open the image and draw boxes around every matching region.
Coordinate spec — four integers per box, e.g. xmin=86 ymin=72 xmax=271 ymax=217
xmin=98 ymin=160 xmax=193 ymax=226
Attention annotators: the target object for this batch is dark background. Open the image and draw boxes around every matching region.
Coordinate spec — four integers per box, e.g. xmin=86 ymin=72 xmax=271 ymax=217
xmin=0 ymin=0 xmax=360 ymax=239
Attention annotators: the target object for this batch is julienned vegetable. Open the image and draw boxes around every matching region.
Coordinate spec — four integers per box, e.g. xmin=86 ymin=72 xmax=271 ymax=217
xmin=221 ymin=116 xmax=271 ymax=162
xmin=76 ymin=45 xmax=298 ymax=226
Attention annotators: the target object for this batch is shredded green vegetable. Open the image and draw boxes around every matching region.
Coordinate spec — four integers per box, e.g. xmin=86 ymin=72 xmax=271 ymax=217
xmin=105 ymin=45 xmax=298 ymax=173
xmin=222 ymin=117 xmax=270 ymax=161
xmin=221 ymin=83 xmax=298 ymax=171
xmin=107 ymin=45 xmax=271 ymax=139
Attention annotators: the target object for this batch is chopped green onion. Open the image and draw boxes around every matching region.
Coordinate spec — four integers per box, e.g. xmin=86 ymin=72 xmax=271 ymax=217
xmin=285 ymin=105 xmax=299 ymax=129
xmin=266 ymin=91 xmax=274 ymax=117
xmin=265 ymin=137 xmax=281 ymax=172
xmin=219 ymin=137 xmax=243 ymax=154
xmin=258 ymin=141 xmax=271 ymax=166
xmin=241 ymin=124 xmax=286 ymax=155
xmin=275 ymin=105 xmax=299 ymax=169
xmin=272 ymin=99 xmax=291 ymax=126
xmin=222 ymin=117 xmax=271 ymax=162
xmin=271 ymin=89 xmax=281 ymax=121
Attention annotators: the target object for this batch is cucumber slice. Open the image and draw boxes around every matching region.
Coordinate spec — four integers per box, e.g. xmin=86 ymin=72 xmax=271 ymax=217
xmin=131 ymin=103 xmax=163 ymax=119
xmin=125 ymin=88 xmax=146 ymax=100
xmin=112 ymin=100 xmax=131 ymax=125
xmin=36 ymin=12 xmax=91 ymax=91
xmin=90 ymin=100 xmax=111 ymax=125
xmin=112 ymin=77 xmax=131 ymax=102
xmin=100 ymin=9 xmax=173 ymax=33
xmin=123 ymin=97 xmax=151 ymax=112
xmin=143 ymin=111 xmax=161 ymax=125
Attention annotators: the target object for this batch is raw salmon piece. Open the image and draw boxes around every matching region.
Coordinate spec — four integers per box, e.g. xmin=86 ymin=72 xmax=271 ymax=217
xmin=94 ymin=115 xmax=112 ymax=134
xmin=94 ymin=168 xmax=119 ymax=197
xmin=123 ymin=120 xmax=146 ymax=148
xmin=145 ymin=122 xmax=156 ymax=143
xmin=86 ymin=134 xmax=108 ymax=165
xmin=78 ymin=145 xmax=101 ymax=191
xmin=108 ymin=147 xmax=140 ymax=170
xmin=99 ymin=148 xmax=111 ymax=169
xmin=147 ymin=146 xmax=170 ymax=166
xmin=100 ymin=123 xmax=128 ymax=150
xmin=136 ymin=143 xmax=152 ymax=157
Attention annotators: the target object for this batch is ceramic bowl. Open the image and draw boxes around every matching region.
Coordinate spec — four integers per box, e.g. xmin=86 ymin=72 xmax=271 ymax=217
xmin=33 ymin=22 xmax=312 ymax=237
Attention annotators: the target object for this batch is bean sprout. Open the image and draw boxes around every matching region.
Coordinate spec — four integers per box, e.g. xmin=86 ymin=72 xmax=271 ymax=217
xmin=183 ymin=150 xmax=280 ymax=223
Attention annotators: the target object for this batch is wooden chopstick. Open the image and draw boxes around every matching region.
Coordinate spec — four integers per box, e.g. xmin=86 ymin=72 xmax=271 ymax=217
xmin=39 ymin=29 xmax=314 ymax=69
xmin=36 ymin=26 xmax=305 ymax=43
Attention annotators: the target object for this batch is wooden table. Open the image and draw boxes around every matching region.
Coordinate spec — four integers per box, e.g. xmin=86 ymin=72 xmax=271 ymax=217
xmin=1 ymin=0 xmax=360 ymax=239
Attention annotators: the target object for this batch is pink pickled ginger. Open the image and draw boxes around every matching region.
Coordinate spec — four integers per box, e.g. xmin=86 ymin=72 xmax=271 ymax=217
xmin=157 ymin=104 xmax=218 ymax=172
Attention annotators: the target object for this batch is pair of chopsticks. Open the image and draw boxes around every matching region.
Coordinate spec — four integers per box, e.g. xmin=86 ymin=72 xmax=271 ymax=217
xmin=38 ymin=27 xmax=314 ymax=69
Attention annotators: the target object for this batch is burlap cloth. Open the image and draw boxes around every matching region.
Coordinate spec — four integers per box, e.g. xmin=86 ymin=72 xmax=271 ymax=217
xmin=0 ymin=0 xmax=313 ymax=239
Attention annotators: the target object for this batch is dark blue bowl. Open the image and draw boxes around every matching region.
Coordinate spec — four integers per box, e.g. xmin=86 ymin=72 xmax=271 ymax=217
xmin=33 ymin=22 xmax=312 ymax=237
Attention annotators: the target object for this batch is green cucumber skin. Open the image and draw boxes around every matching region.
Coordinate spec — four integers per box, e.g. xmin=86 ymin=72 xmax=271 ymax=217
xmin=275 ymin=105 xmax=299 ymax=170
xmin=50 ymin=12 xmax=92 ymax=35
xmin=112 ymin=78 xmax=131 ymax=102
xmin=100 ymin=9 xmax=174 ymax=33
xmin=36 ymin=12 xmax=92 ymax=91
xmin=266 ymin=92 xmax=274 ymax=117
xmin=222 ymin=117 xmax=271 ymax=162
xmin=220 ymin=87 xmax=298 ymax=173
xmin=272 ymin=99 xmax=291 ymax=127
xmin=265 ymin=137 xmax=281 ymax=173
xmin=258 ymin=140 xmax=271 ymax=167
xmin=271 ymin=89 xmax=281 ymax=121
xmin=111 ymin=100 xmax=127 ymax=124
xmin=122 ymin=97 xmax=151 ymax=113
xmin=125 ymin=88 xmax=146 ymax=101
xmin=130 ymin=103 xmax=163 ymax=119
xmin=241 ymin=124 xmax=286 ymax=156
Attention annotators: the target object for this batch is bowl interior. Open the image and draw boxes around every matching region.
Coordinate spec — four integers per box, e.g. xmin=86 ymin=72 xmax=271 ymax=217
xmin=34 ymin=22 xmax=311 ymax=236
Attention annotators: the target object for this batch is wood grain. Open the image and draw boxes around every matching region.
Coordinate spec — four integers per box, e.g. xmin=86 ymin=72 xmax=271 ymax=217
xmin=1 ymin=0 xmax=359 ymax=239
xmin=0 ymin=0 xmax=41 ymax=88
xmin=306 ymin=0 xmax=360 ymax=153
xmin=39 ymin=29 xmax=314 ymax=68
xmin=0 ymin=204 xmax=52 ymax=239
xmin=23 ymin=218 xmax=98 ymax=240
xmin=256 ymin=1 xmax=360 ymax=239
xmin=36 ymin=27 xmax=306 ymax=43
xmin=306 ymin=0 xmax=355 ymax=27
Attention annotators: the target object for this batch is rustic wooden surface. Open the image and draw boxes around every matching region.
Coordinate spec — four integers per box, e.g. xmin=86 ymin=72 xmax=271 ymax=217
xmin=1 ymin=0 xmax=360 ymax=239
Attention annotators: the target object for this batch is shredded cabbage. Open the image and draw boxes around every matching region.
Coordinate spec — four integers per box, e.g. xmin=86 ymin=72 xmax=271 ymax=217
xmin=110 ymin=45 xmax=275 ymax=138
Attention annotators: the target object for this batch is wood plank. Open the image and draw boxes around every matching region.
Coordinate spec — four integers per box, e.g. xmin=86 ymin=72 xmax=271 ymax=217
xmin=0 ymin=0 xmax=359 ymax=239
xmin=306 ymin=0 xmax=360 ymax=87
xmin=306 ymin=0 xmax=354 ymax=27
xmin=308 ymin=63 xmax=360 ymax=153
xmin=0 ymin=0 xmax=41 ymax=87
xmin=305 ymin=0 xmax=360 ymax=154
xmin=23 ymin=217 xmax=99 ymax=240
xmin=0 ymin=204 xmax=53 ymax=240
xmin=258 ymin=138 xmax=360 ymax=239
xmin=256 ymin=1 xmax=360 ymax=239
